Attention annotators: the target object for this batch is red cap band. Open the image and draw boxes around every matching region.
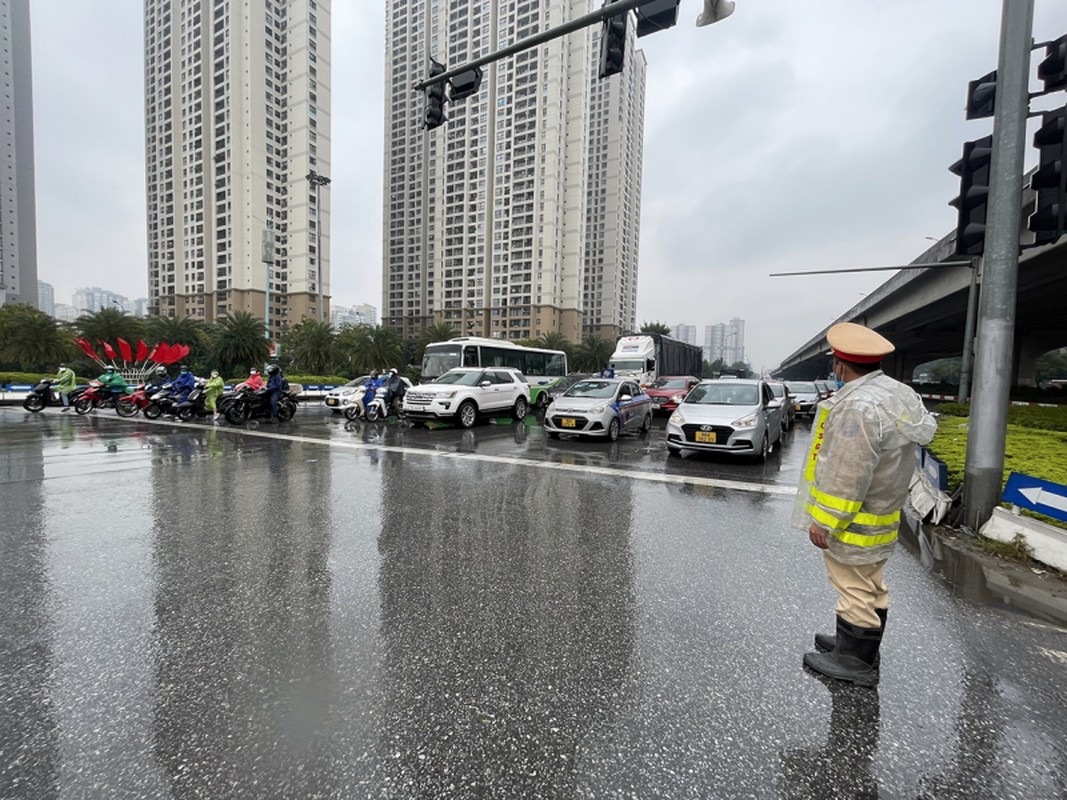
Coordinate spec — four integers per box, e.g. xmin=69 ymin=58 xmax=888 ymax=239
xmin=832 ymin=348 xmax=884 ymax=364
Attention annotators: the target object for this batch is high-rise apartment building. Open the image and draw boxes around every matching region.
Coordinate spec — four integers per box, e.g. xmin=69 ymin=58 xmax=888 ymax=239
xmin=144 ymin=0 xmax=331 ymax=338
xmin=671 ymin=323 xmax=697 ymax=346
xmin=37 ymin=280 xmax=54 ymax=316
xmin=382 ymin=0 xmax=645 ymax=343
xmin=704 ymin=318 xmax=746 ymax=366
xmin=0 ymin=0 xmax=38 ymax=308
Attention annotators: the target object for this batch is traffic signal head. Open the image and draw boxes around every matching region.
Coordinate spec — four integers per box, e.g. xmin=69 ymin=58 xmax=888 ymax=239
xmin=449 ymin=67 xmax=483 ymax=102
xmin=424 ymin=61 xmax=447 ymax=130
xmin=1037 ymin=34 xmax=1067 ymax=93
xmin=949 ymin=136 xmax=993 ymax=256
xmin=598 ymin=3 xmax=627 ymax=79
xmin=1029 ymin=107 xmax=1067 ymax=245
xmin=634 ymin=0 xmax=680 ymax=38
xmin=965 ymin=70 xmax=996 ymax=120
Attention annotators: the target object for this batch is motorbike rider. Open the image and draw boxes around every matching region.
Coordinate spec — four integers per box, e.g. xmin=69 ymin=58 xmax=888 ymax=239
xmin=362 ymin=370 xmax=382 ymax=413
xmin=98 ymin=365 xmax=128 ymax=400
xmin=206 ymin=370 xmax=225 ymax=421
xmin=245 ymin=368 xmax=265 ymax=391
xmin=170 ymin=365 xmax=197 ymax=403
xmin=382 ymin=368 xmax=405 ymax=412
xmin=265 ymin=364 xmax=285 ymax=422
xmin=146 ymin=365 xmax=169 ymax=395
xmin=56 ymin=362 xmax=77 ymax=411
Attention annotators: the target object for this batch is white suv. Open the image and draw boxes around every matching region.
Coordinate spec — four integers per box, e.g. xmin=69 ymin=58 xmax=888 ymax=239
xmin=403 ymin=367 xmax=530 ymax=428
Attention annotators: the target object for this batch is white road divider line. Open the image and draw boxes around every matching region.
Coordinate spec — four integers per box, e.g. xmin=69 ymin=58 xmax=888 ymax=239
xmin=89 ymin=414 xmax=801 ymax=498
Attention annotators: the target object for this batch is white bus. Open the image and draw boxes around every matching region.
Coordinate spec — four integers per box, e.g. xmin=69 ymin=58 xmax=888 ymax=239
xmin=420 ymin=337 xmax=568 ymax=384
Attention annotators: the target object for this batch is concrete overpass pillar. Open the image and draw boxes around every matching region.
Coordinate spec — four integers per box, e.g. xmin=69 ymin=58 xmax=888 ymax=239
xmin=1013 ymin=334 xmax=1061 ymax=387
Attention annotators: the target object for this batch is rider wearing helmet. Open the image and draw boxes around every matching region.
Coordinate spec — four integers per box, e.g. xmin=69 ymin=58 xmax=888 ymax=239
xmin=171 ymin=364 xmax=197 ymax=402
xmin=362 ymin=370 xmax=383 ymax=412
xmin=146 ymin=365 xmax=169 ymax=394
xmin=382 ymin=367 xmax=405 ymax=410
xmin=98 ymin=365 xmax=128 ymax=398
xmin=265 ymin=364 xmax=284 ymax=422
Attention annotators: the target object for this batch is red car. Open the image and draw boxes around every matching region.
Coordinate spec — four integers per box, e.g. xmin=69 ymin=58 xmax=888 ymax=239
xmin=645 ymin=375 xmax=701 ymax=413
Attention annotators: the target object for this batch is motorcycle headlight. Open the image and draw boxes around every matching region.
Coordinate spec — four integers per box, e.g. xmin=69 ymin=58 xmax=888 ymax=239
xmin=669 ymin=410 xmax=685 ymax=425
xmin=732 ymin=412 xmax=759 ymax=429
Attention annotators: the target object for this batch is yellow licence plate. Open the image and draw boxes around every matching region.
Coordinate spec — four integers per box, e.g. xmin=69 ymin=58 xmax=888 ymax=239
xmin=561 ymin=418 xmax=577 ymax=428
xmin=695 ymin=431 xmax=717 ymax=443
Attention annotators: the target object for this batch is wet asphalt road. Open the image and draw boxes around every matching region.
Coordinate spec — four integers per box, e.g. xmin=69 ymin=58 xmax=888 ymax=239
xmin=2 ymin=406 xmax=1067 ymax=799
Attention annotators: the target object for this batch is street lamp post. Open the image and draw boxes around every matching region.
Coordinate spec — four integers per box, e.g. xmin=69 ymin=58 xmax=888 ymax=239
xmin=307 ymin=170 xmax=331 ymax=323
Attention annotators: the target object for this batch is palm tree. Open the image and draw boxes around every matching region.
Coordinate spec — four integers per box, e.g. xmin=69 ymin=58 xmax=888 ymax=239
xmin=361 ymin=325 xmax=405 ymax=374
xmin=574 ymin=335 xmax=614 ymax=372
xmin=209 ymin=311 xmax=270 ymax=376
xmin=537 ymin=331 xmax=573 ymax=360
xmin=411 ymin=322 xmax=459 ymax=373
xmin=75 ymin=307 xmax=146 ymax=348
xmin=282 ymin=319 xmax=336 ymax=375
xmin=640 ymin=321 xmax=672 ymax=335
xmin=145 ymin=314 xmax=206 ymax=347
xmin=333 ymin=324 xmax=372 ymax=376
xmin=0 ymin=304 xmax=75 ymax=372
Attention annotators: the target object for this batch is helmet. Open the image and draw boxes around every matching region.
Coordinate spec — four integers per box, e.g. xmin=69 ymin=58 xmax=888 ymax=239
xmin=210 ymin=370 xmax=219 ymax=377
xmin=389 ymin=368 xmax=398 ymax=375
xmin=267 ymin=364 xmax=280 ymax=374
xmin=105 ymin=366 xmax=115 ymax=373
xmin=250 ymin=369 xmax=258 ymax=375
xmin=179 ymin=365 xmax=189 ymax=373
xmin=59 ymin=362 xmax=66 ymax=368
xmin=371 ymin=369 xmax=379 ymax=378
xmin=156 ymin=366 xmax=167 ymax=375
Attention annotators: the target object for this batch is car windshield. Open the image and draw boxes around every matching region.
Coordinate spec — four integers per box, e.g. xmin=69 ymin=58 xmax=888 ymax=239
xmin=650 ymin=378 xmax=689 ymax=389
xmin=434 ymin=370 xmax=485 ymax=386
xmin=563 ymin=380 xmax=618 ymax=399
xmin=787 ymin=382 xmax=818 ymax=394
xmin=343 ymin=377 xmax=367 ymax=388
xmin=686 ymin=383 xmax=759 ymax=406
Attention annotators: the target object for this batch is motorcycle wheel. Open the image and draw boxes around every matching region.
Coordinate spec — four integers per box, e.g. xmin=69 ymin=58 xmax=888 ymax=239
xmin=278 ymin=401 xmax=295 ymax=422
xmin=23 ymin=394 xmax=44 ymax=412
xmin=115 ymin=399 xmax=139 ymax=418
xmin=365 ymin=404 xmax=381 ymax=422
xmin=143 ymin=402 xmax=163 ymax=420
xmin=74 ymin=397 xmax=94 ymax=415
xmin=344 ymin=405 xmax=360 ymax=421
xmin=177 ymin=406 xmax=195 ymax=422
xmin=225 ymin=403 xmax=249 ymax=425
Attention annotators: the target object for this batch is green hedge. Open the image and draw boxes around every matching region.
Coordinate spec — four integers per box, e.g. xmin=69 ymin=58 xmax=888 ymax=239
xmin=283 ymin=374 xmax=352 ymax=386
xmin=936 ymin=402 xmax=1067 ymax=432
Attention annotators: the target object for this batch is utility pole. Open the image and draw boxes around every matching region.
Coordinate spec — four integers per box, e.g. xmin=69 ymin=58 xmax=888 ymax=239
xmin=962 ymin=0 xmax=1034 ymax=531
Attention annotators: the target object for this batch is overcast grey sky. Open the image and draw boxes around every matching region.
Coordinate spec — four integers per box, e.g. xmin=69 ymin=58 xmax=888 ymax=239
xmin=28 ymin=1 xmax=1067 ymax=371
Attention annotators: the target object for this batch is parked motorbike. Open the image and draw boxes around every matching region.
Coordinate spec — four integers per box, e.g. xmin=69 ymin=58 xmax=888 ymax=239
xmin=224 ymin=386 xmax=296 ymax=425
xmin=362 ymin=387 xmax=407 ymax=422
xmin=74 ymin=380 xmax=125 ymax=414
xmin=175 ymin=380 xmax=213 ymax=422
xmin=23 ymin=378 xmax=85 ymax=412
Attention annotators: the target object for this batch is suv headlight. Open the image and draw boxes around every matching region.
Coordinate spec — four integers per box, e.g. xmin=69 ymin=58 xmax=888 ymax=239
xmin=732 ymin=412 xmax=758 ymax=429
xmin=439 ymin=390 xmax=457 ymax=399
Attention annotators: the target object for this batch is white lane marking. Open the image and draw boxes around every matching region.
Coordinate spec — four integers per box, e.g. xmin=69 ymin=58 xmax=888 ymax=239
xmin=67 ymin=415 xmax=800 ymax=498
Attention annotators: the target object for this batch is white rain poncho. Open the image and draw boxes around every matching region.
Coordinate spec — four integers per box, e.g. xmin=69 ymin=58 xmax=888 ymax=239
xmin=792 ymin=371 xmax=937 ymax=565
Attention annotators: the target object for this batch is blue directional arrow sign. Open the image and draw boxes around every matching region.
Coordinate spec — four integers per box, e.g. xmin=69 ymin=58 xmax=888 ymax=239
xmin=1002 ymin=472 xmax=1067 ymax=523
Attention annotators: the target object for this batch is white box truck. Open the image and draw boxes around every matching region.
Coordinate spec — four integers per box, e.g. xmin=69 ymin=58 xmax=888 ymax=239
xmin=608 ymin=334 xmax=704 ymax=386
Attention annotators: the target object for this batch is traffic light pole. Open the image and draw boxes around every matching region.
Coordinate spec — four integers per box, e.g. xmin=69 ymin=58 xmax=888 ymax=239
xmin=412 ymin=0 xmax=653 ymax=91
xmin=962 ymin=0 xmax=1034 ymax=531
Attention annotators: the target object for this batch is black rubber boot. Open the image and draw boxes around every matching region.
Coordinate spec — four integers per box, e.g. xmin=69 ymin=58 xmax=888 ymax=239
xmin=814 ymin=607 xmax=886 ymax=667
xmin=803 ymin=616 xmax=882 ymax=688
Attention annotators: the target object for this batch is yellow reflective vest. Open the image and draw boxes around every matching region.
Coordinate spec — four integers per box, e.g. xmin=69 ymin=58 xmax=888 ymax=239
xmin=792 ymin=371 xmax=937 ymax=565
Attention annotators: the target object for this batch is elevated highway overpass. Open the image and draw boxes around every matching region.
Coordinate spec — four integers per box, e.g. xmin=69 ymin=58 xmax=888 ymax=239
xmin=774 ymin=225 xmax=1067 ymax=385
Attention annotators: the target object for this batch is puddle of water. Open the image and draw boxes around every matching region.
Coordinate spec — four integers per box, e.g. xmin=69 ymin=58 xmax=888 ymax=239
xmin=899 ymin=511 xmax=1067 ymax=627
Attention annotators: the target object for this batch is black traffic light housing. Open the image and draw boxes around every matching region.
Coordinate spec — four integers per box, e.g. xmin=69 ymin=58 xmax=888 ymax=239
xmin=634 ymin=0 xmax=681 ymax=37
xmin=949 ymin=136 xmax=993 ymax=256
xmin=965 ymin=70 xmax=996 ymax=120
xmin=424 ymin=60 xmax=447 ymax=130
xmin=1037 ymin=34 xmax=1067 ymax=93
xmin=449 ymin=67 xmax=483 ymax=102
xmin=1029 ymin=107 xmax=1067 ymax=245
xmin=598 ymin=1 xmax=627 ymax=79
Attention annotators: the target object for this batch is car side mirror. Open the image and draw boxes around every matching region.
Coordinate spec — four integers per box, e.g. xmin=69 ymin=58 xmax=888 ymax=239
xmin=619 ymin=394 xmax=632 ymax=402
xmin=768 ymin=399 xmax=782 ymax=409
xmin=480 ymin=380 xmax=492 ymax=388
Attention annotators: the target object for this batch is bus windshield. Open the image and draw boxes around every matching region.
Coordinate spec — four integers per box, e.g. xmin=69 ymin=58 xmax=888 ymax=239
xmin=421 ymin=345 xmax=462 ymax=380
